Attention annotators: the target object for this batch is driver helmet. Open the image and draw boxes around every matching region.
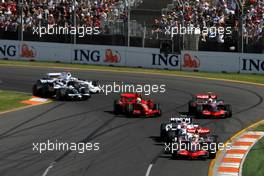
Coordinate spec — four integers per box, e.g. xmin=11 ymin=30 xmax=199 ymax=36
xmin=136 ymin=93 xmax=142 ymax=98
xmin=177 ymin=124 xmax=181 ymax=130
xmin=181 ymin=123 xmax=187 ymax=128
xmin=194 ymin=131 xmax=199 ymax=140
xmin=61 ymin=72 xmax=71 ymax=80
xmin=195 ymin=129 xmax=199 ymax=134
xmin=66 ymin=72 xmax=72 ymax=80
xmin=187 ymin=124 xmax=193 ymax=129
xmin=136 ymin=97 xmax=142 ymax=104
xmin=181 ymin=128 xmax=187 ymax=135
xmin=208 ymin=98 xmax=213 ymax=103
xmin=187 ymin=133 xmax=193 ymax=140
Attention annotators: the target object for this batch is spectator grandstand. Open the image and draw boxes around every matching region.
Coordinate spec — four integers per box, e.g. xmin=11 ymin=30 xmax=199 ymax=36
xmin=0 ymin=0 xmax=263 ymax=53
xmin=0 ymin=0 xmax=134 ymax=32
xmin=152 ymin=0 xmax=264 ymax=53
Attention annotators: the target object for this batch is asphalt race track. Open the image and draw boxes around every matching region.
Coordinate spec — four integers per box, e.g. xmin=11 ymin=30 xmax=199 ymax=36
xmin=0 ymin=65 xmax=263 ymax=176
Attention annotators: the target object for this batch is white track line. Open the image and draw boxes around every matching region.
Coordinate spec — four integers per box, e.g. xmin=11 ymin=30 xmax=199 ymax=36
xmin=42 ymin=162 xmax=56 ymax=176
xmin=245 ymin=131 xmax=264 ymax=135
xmin=230 ymin=146 xmax=250 ymax=150
xmin=236 ymin=138 xmax=256 ymax=142
xmin=145 ymin=164 xmax=153 ymax=176
xmin=217 ymin=172 xmax=239 ymax=176
xmin=225 ymin=154 xmax=244 ymax=159
xmin=220 ymin=162 xmax=240 ymax=168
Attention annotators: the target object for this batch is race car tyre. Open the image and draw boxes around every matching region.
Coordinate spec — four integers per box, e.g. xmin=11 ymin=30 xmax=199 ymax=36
xmin=82 ymin=96 xmax=89 ymax=101
xmin=113 ymin=100 xmax=120 ymax=114
xmin=92 ymin=81 xmax=98 ymax=87
xmin=32 ymin=84 xmax=40 ymax=96
xmin=188 ymin=101 xmax=195 ymax=114
xmin=154 ymin=103 xmax=159 ymax=110
xmin=225 ymin=104 xmax=232 ymax=118
xmin=196 ymin=105 xmax=203 ymax=118
xmin=167 ymin=131 xmax=175 ymax=142
xmin=80 ymin=88 xmax=90 ymax=100
xmin=196 ymin=104 xmax=203 ymax=112
xmin=56 ymin=89 xmax=67 ymax=100
xmin=160 ymin=123 xmax=167 ymax=140
xmin=209 ymin=152 xmax=216 ymax=159
xmin=126 ymin=104 xmax=134 ymax=117
xmin=201 ymin=156 xmax=208 ymax=160
xmin=154 ymin=103 xmax=162 ymax=117
xmin=33 ymin=80 xmax=46 ymax=97
xmin=39 ymin=81 xmax=55 ymax=98
xmin=171 ymin=151 xmax=179 ymax=159
xmin=211 ymin=135 xmax=219 ymax=143
xmin=41 ymin=84 xmax=50 ymax=98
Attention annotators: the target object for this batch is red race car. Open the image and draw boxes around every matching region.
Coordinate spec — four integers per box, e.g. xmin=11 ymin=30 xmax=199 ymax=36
xmin=113 ymin=93 xmax=161 ymax=117
xmin=171 ymin=134 xmax=218 ymax=159
xmin=188 ymin=92 xmax=232 ymax=118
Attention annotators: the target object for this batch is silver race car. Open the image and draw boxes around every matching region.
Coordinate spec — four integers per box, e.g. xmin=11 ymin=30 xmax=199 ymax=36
xmin=33 ymin=72 xmax=100 ymax=100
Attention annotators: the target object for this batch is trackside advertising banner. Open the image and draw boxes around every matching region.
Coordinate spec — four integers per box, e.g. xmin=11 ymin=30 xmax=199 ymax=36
xmin=1 ymin=39 xmax=264 ymax=74
xmin=181 ymin=51 xmax=264 ymax=74
xmin=72 ymin=44 xmax=181 ymax=69
xmin=0 ymin=40 xmax=70 ymax=61
xmin=72 ymin=44 xmax=126 ymax=66
xmin=0 ymin=40 xmax=181 ymax=70
xmin=125 ymin=47 xmax=181 ymax=69
xmin=239 ymin=54 xmax=264 ymax=74
xmin=181 ymin=50 xmax=239 ymax=73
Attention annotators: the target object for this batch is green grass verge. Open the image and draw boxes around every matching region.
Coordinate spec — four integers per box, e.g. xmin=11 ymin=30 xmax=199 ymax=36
xmin=243 ymin=124 xmax=264 ymax=176
xmin=0 ymin=90 xmax=31 ymax=112
xmin=0 ymin=59 xmax=264 ymax=85
xmin=254 ymin=123 xmax=264 ymax=131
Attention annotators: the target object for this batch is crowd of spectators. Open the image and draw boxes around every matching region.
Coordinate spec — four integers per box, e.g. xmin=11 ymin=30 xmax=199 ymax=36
xmin=0 ymin=0 xmax=131 ymax=33
xmin=0 ymin=0 xmax=263 ymax=52
xmin=243 ymin=0 xmax=264 ymax=46
xmin=152 ymin=0 xmax=264 ymax=52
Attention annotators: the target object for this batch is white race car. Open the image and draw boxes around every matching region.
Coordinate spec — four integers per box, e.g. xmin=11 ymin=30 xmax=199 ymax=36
xmin=33 ymin=72 xmax=100 ymax=100
xmin=160 ymin=116 xmax=210 ymax=142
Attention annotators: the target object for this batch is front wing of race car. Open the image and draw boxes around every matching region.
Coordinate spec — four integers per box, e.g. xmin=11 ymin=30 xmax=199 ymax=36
xmin=132 ymin=109 xmax=161 ymax=117
xmin=88 ymin=85 xmax=101 ymax=93
xmin=174 ymin=149 xmax=209 ymax=159
xmin=83 ymin=81 xmax=101 ymax=93
xmin=200 ymin=110 xmax=228 ymax=118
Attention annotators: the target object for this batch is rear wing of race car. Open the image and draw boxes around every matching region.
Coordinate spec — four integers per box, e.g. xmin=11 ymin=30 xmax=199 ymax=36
xmin=170 ymin=116 xmax=192 ymax=124
xmin=46 ymin=73 xmax=63 ymax=78
xmin=46 ymin=72 xmax=72 ymax=79
xmin=196 ymin=93 xmax=217 ymax=99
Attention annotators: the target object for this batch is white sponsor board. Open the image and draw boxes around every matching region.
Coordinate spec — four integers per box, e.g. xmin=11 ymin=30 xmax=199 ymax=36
xmin=1 ymin=39 xmax=264 ymax=74
xmin=72 ymin=44 xmax=126 ymax=66
xmin=0 ymin=40 xmax=70 ymax=61
xmin=0 ymin=40 xmax=18 ymax=59
xmin=239 ymin=54 xmax=264 ymax=74
xmin=180 ymin=50 xmax=264 ymax=74
xmin=72 ymin=44 xmax=181 ymax=69
xmin=181 ymin=50 xmax=239 ymax=73
xmin=125 ymin=47 xmax=181 ymax=69
xmin=0 ymin=40 xmax=181 ymax=70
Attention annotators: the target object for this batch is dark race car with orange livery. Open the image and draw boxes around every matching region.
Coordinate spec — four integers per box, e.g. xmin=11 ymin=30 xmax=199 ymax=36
xmin=113 ymin=93 xmax=161 ymax=117
xmin=188 ymin=92 xmax=232 ymax=118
